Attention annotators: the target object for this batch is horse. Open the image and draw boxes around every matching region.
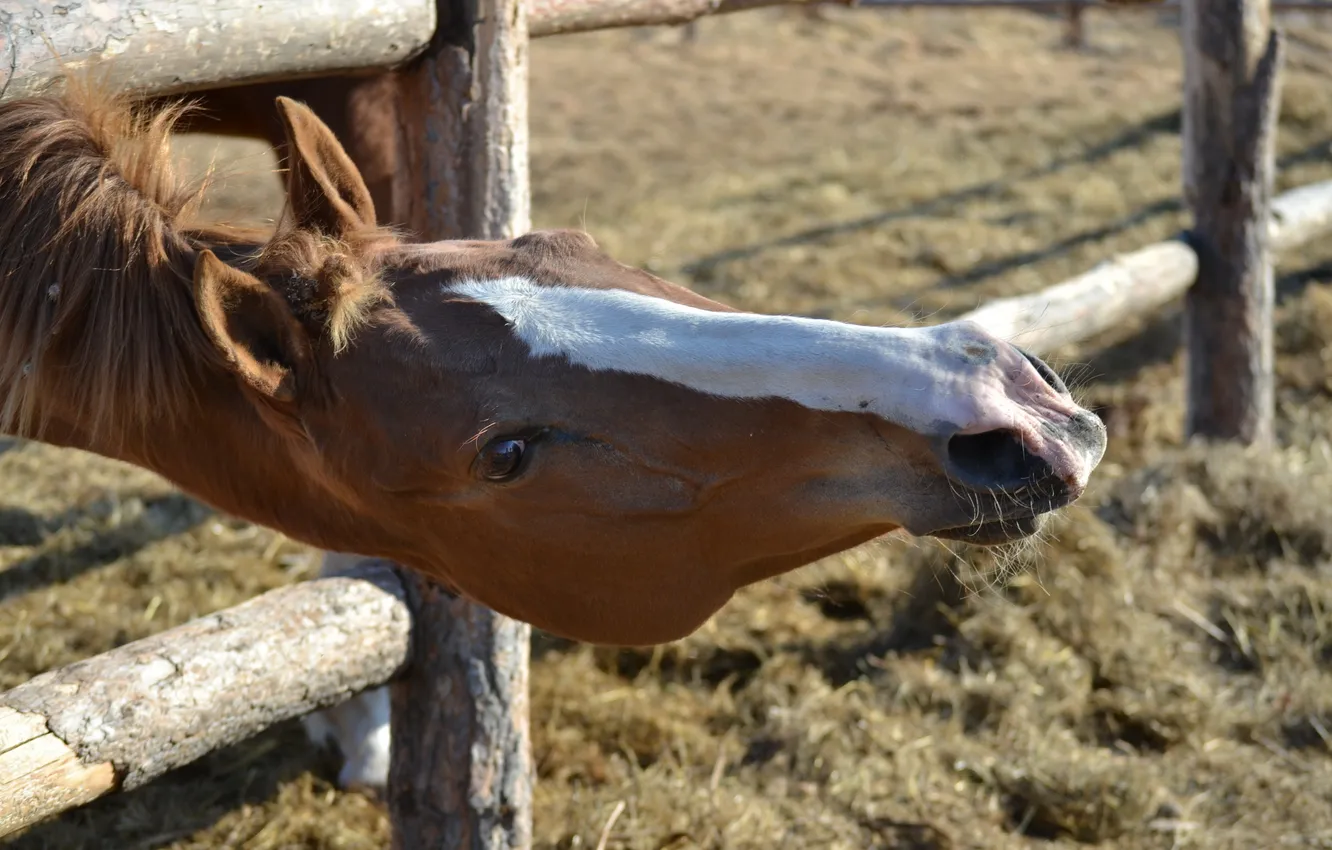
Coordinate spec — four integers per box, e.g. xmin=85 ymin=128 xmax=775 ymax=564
xmin=0 ymin=77 xmax=1107 ymax=793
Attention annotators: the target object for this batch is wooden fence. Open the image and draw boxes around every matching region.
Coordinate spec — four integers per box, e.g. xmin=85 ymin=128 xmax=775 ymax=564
xmin=0 ymin=0 xmax=1322 ymax=845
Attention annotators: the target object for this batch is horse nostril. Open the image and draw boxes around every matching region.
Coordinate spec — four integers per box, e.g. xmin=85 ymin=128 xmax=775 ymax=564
xmin=1017 ymin=346 xmax=1068 ymax=396
xmin=945 ymin=428 xmax=1057 ymax=494
xmin=1068 ymin=409 xmax=1105 ymax=442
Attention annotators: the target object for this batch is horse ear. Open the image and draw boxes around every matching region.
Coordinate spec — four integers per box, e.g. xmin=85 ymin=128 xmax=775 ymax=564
xmin=274 ymin=95 xmax=377 ymax=236
xmin=194 ymin=250 xmax=311 ymax=403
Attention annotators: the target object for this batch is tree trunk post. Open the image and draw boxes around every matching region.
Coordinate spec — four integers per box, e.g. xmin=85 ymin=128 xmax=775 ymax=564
xmin=1180 ymin=0 xmax=1284 ymax=445
xmin=1063 ymin=1 xmax=1087 ymax=49
xmin=385 ymin=0 xmax=534 ymax=846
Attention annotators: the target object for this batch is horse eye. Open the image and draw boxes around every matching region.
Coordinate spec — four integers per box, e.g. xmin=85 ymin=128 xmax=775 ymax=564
xmin=478 ymin=438 xmax=528 ymax=481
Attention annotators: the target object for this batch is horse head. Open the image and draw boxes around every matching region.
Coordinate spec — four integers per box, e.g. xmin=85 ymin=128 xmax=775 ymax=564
xmin=188 ymin=96 xmax=1106 ymax=644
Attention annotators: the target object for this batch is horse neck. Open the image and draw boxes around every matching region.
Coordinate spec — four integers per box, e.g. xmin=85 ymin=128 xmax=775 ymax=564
xmin=0 ymin=229 xmax=371 ymax=551
xmin=0 ymin=96 xmax=372 ymax=551
xmin=6 ymin=353 xmax=361 ymax=554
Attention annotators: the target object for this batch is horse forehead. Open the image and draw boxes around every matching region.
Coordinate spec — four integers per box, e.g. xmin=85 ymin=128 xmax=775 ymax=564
xmin=509 ymin=228 xmax=601 ymax=256
xmin=378 ymin=231 xmax=714 ymax=311
xmin=469 ymin=229 xmax=613 ymax=280
xmin=489 ymin=232 xmax=714 ymax=306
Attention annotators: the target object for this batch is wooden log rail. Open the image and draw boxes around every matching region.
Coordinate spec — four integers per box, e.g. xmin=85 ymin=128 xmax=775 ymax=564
xmin=0 ymin=563 xmax=411 ymax=840
xmin=1 ymin=0 xmax=1272 ymax=105
xmin=0 ymin=0 xmax=838 ymax=101
xmin=0 ymin=0 xmax=439 ymax=102
xmin=957 ymin=178 xmax=1332 ymax=356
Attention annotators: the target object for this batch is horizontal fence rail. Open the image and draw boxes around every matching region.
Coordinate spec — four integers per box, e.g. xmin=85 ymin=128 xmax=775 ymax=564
xmin=7 ymin=0 xmax=1331 ymax=105
xmin=957 ymin=179 xmax=1332 ymax=355
xmin=0 ymin=0 xmax=438 ymax=102
xmin=0 ymin=563 xmax=411 ymax=839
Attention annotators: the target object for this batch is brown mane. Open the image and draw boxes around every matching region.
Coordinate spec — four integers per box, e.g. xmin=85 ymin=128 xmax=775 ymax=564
xmin=0 ymin=77 xmax=393 ymax=444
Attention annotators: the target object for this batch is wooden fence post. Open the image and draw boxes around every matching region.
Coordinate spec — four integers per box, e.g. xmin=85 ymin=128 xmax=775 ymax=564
xmin=1180 ymin=0 xmax=1284 ymax=445
xmin=1063 ymin=1 xmax=1087 ymax=49
xmin=384 ymin=0 xmax=534 ymax=847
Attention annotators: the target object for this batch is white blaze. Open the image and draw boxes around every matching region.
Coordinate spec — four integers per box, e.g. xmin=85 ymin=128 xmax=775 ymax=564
xmin=450 ymin=276 xmax=1081 ymax=444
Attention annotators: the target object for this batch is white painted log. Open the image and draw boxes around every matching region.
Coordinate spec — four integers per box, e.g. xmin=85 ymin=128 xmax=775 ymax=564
xmin=1269 ymin=179 xmax=1332 ymax=253
xmin=960 ymin=241 xmax=1200 ymax=355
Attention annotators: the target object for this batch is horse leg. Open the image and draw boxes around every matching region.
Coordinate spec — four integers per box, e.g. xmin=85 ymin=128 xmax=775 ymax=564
xmin=297 ymin=551 xmax=395 ymax=794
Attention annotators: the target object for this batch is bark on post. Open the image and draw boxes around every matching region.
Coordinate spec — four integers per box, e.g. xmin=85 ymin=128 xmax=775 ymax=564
xmin=385 ymin=0 xmax=534 ymax=847
xmin=1063 ymin=1 xmax=1087 ymax=49
xmin=1180 ymin=0 xmax=1284 ymax=445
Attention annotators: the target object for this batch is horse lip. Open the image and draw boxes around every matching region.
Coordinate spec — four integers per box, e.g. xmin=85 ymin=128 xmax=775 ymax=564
xmin=930 ymin=514 xmax=1045 ymax=545
xmin=905 ymin=484 xmax=1075 ymax=543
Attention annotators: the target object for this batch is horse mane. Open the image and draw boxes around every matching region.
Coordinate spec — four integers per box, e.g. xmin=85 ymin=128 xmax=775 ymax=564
xmin=0 ymin=76 xmax=393 ymax=445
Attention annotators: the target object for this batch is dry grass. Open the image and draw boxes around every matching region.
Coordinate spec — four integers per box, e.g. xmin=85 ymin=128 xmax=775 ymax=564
xmin=8 ymin=7 xmax=1332 ymax=849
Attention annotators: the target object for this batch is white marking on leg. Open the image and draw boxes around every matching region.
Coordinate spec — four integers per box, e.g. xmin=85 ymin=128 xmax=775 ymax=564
xmin=302 ymin=687 xmax=392 ymax=791
xmin=449 ymin=277 xmax=1095 ymax=487
xmin=301 ymin=551 xmax=393 ymax=791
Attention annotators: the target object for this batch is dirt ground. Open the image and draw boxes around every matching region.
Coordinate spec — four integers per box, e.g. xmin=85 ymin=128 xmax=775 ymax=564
xmin=8 ymin=7 xmax=1332 ymax=849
